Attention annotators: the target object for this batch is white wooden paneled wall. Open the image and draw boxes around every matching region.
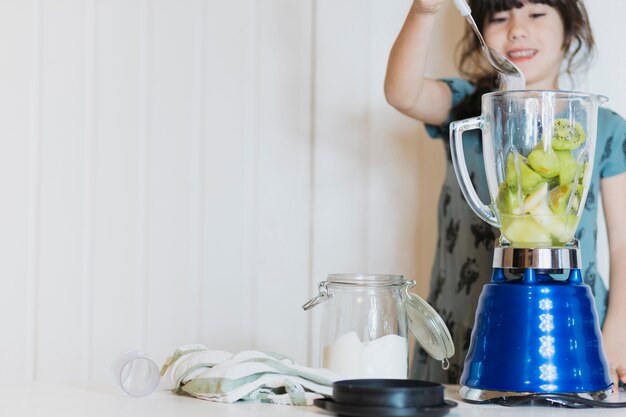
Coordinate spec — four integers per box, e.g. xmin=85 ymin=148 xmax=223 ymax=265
xmin=0 ymin=0 xmax=623 ymax=386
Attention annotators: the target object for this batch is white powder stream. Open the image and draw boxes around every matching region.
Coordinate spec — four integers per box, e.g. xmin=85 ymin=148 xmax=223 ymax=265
xmin=500 ymin=72 xmax=526 ymax=91
xmin=322 ymin=331 xmax=408 ymax=379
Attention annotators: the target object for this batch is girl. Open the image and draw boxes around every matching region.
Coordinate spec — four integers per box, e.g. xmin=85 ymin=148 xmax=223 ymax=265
xmin=385 ymin=0 xmax=626 ymax=390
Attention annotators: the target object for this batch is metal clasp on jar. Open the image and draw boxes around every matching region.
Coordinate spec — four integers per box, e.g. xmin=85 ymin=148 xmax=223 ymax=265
xmin=302 ymin=281 xmax=331 ymax=310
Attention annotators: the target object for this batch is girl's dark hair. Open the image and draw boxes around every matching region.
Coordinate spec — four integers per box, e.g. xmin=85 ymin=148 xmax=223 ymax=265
xmin=454 ymin=0 xmax=595 ymax=120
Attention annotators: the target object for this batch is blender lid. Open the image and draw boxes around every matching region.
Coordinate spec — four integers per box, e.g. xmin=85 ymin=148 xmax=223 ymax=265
xmin=405 ymin=292 xmax=455 ymax=362
xmin=314 ymin=379 xmax=457 ymax=417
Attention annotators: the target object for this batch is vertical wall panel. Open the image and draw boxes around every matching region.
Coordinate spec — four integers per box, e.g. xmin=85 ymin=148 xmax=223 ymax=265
xmin=253 ymin=0 xmax=312 ymax=363
xmin=89 ymin=0 xmax=144 ymax=383
xmin=309 ymin=0 xmax=372 ymax=366
xmin=312 ymin=1 xmax=369 ymax=282
xmin=201 ymin=0 xmax=257 ymax=352
xmin=0 ymin=1 xmax=36 ymax=381
xmin=143 ymin=0 xmax=202 ymax=364
xmin=81 ymin=0 xmax=96 ymax=383
xmin=36 ymin=0 xmax=88 ymax=381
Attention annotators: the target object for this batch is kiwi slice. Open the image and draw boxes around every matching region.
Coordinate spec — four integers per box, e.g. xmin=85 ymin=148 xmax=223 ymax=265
xmin=528 ymin=145 xmax=560 ymax=178
xmin=520 ymin=162 xmax=545 ymax=194
xmin=496 ymin=182 xmax=522 ymax=215
xmin=550 ymin=118 xmax=586 ymax=151
xmin=523 ymin=182 xmax=548 ymax=213
xmin=556 ymin=213 xmax=579 ymax=244
xmin=548 ymin=183 xmax=573 ymax=215
xmin=556 ymin=150 xmax=578 ymax=185
xmin=505 ymin=152 xmax=545 ymax=194
xmin=501 ymin=215 xmax=552 ymax=247
xmin=534 ymin=213 xmax=579 ymax=245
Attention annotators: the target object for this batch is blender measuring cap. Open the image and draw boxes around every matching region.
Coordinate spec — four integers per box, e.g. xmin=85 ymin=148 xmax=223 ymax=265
xmin=111 ymin=349 xmax=160 ymax=397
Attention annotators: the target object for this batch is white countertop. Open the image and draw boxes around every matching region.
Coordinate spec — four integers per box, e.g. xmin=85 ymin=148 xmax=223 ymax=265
xmin=1 ymin=383 xmax=625 ymax=417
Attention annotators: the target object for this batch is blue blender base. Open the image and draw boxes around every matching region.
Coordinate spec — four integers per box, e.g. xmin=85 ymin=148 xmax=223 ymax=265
xmin=460 ymin=268 xmax=612 ymax=401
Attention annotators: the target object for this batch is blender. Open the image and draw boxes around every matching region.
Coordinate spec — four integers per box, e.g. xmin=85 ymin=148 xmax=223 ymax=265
xmin=450 ymin=90 xmax=613 ymax=401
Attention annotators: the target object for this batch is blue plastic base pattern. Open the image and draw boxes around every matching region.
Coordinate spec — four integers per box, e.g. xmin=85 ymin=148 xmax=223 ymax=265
xmin=460 ymin=268 xmax=612 ymax=394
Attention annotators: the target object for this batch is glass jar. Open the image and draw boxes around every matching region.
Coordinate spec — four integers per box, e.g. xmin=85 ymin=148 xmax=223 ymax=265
xmin=303 ymin=273 xmax=454 ymax=379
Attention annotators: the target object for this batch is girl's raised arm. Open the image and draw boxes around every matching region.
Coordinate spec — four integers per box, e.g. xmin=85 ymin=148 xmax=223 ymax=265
xmin=384 ymin=2 xmax=454 ymax=126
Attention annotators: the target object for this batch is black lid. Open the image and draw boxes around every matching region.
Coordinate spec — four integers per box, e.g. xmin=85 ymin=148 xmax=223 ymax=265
xmin=314 ymin=379 xmax=457 ymax=417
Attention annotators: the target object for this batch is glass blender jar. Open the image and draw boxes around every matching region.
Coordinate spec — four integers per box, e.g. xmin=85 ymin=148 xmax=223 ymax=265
xmin=449 ymin=90 xmax=613 ymax=401
xmin=451 ymin=90 xmax=604 ymax=246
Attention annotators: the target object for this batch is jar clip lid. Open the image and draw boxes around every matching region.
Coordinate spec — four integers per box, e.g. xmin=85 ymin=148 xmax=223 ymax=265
xmin=404 ymin=281 xmax=455 ymax=369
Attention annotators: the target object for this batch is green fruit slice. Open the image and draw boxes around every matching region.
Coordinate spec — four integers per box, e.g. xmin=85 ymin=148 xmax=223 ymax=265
xmin=550 ymin=118 xmax=586 ymax=151
xmin=548 ymin=183 xmax=573 ymax=215
xmin=532 ymin=213 xmax=579 ymax=246
xmin=496 ymin=183 xmax=522 ymax=215
xmin=501 ymin=215 xmax=552 ymax=247
xmin=556 ymin=150 xmax=578 ymax=185
xmin=523 ymin=182 xmax=548 ymax=213
xmin=528 ymin=145 xmax=560 ymax=178
xmin=505 ymin=153 xmax=518 ymax=189
xmin=505 ymin=153 xmax=545 ymax=194
xmin=520 ymin=162 xmax=545 ymax=195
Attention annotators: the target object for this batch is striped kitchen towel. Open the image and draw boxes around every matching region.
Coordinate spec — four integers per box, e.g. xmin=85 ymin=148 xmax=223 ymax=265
xmin=161 ymin=344 xmax=340 ymax=406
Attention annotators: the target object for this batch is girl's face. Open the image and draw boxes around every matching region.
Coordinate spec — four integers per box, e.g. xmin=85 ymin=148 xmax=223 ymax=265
xmin=482 ymin=1 xmax=565 ymax=89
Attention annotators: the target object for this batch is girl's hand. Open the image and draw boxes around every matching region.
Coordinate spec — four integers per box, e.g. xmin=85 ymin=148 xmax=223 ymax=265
xmin=412 ymin=0 xmax=449 ymax=15
xmin=602 ymin=318 xmax=626 ymax=393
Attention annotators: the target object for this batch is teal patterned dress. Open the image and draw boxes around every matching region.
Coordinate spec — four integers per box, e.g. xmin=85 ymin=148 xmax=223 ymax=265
xmin=411 ymin=78 xmax=626 ymax=384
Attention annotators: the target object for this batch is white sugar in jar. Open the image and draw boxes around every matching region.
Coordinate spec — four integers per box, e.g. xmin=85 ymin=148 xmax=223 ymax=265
xmin=323 ymin=331 xmax=407 ymax=379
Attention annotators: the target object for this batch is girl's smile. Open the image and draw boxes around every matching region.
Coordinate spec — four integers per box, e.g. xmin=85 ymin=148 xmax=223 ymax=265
xmin=506 ymin=48 xmax=538 ymax=62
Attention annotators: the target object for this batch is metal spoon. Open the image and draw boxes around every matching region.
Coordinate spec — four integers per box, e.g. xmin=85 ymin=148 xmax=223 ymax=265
xmin=452 ymin=0 xmax=525 ymax=89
